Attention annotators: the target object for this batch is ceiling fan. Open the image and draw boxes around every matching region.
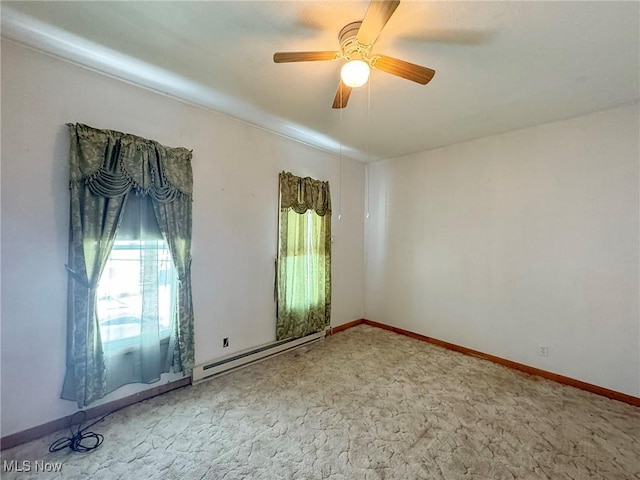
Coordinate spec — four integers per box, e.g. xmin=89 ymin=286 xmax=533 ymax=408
xmin=273 ymin=0 xmax=435 ymax=109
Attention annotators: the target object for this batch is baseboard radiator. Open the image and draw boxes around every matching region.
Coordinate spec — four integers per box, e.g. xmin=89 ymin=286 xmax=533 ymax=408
xmin=192 ymin=330 xmax=326 ymax=384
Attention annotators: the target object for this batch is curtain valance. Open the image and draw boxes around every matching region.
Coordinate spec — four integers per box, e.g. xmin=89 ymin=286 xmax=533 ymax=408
xmin=68 ymin=123 xmax=193 ymax=202
xmin=279 ymin=171 xmax=331 ymax=216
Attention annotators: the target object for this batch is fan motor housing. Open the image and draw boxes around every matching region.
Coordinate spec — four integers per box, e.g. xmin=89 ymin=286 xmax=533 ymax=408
xmin=339 ymin=21 xmax=369 ymax=61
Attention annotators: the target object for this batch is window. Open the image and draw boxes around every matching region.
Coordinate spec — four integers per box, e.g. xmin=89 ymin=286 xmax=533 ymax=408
xmin=97 ymin=239 xmax=177 ymax=352
xmin=280 ymin=209 xmax=325 ymax=312
xmin=276 ymin=172 xmax=331 ymax=341
xmin=94 ymin=193 xmax=177 ymax=354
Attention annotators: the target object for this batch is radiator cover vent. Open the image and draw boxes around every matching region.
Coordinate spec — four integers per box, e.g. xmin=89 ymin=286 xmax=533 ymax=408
xmin=192 ymin=330 xmax=326 ymax=383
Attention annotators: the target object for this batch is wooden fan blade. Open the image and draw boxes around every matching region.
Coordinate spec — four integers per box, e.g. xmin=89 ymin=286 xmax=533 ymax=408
xmin=357 ymin=0 xmax=400 ymax=47
xmin=273 ymin=51 xmax=339 ymax=63
xmin=332 ymin=80 xmax=352 ymax=109
xmin=372 ymin=55 xmax=435 ymax=84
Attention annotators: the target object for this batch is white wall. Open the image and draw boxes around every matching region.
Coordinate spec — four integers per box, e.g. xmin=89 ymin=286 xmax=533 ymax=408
xmin=365 ymin=104 xmax=640 ymax=397
xmin=0 ymin=40 xmax=365 ymax=437
xmin=3 ymin=36 xmax=637 ymax=440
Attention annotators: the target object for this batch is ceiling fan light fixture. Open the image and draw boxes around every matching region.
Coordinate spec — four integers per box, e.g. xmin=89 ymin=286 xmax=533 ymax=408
xmin=341 ymin=60 xmax=370 ymax=88
xmin=273 ymin=0 xmax=435 ymax=108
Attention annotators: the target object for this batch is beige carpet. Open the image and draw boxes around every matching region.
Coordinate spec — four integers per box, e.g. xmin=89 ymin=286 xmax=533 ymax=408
xmin=2 ymin=324 xmax=639 ymax=479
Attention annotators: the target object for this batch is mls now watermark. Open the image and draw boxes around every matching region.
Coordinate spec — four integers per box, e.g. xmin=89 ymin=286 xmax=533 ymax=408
xmin=3 ymin=460 xmax=63 ymax=473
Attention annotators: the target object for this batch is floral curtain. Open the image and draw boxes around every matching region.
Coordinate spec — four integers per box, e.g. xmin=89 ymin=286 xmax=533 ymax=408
xmin=276 ymin=172 xmax=331 ymax=340
xmin=61 ymin=123 xmax=194 ymax=407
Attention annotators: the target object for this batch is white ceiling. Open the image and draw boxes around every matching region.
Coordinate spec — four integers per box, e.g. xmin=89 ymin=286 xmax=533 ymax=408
xmin=2 ymin=1 xmax=639 ymax=162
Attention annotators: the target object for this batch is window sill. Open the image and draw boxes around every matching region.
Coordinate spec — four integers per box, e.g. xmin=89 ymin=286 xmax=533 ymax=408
xmin=103 ymin=335 xmax=171 ymax=357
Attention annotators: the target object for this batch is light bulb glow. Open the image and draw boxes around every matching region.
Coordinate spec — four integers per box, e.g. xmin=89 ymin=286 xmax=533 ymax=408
xmin=340 ymin=60 xmax=370 ymax=88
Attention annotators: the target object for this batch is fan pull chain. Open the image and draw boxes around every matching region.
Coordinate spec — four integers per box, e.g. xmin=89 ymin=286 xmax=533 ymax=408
xmin=338 ymin=83 xmax=343 ymax=220
xmin=366 ymin=75 xmax=371 ymax=219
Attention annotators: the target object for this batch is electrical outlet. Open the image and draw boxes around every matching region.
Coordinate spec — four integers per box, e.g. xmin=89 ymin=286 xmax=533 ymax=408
xmin=537 ymin=345 xmax=549 ymax=357
xmin=223 ymin=337 xmax=229 ymax=348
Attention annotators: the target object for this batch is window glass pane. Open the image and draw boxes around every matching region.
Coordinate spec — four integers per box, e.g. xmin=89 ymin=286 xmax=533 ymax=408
xmin=97 ymin=240 xmax=176 ymax=345
xmin=284 ymin=210 xmax=324 ymax=311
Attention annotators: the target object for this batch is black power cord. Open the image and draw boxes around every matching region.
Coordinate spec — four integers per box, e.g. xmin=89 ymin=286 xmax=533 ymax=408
xmin=49 ymin=408 xmax=123 ymax=453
